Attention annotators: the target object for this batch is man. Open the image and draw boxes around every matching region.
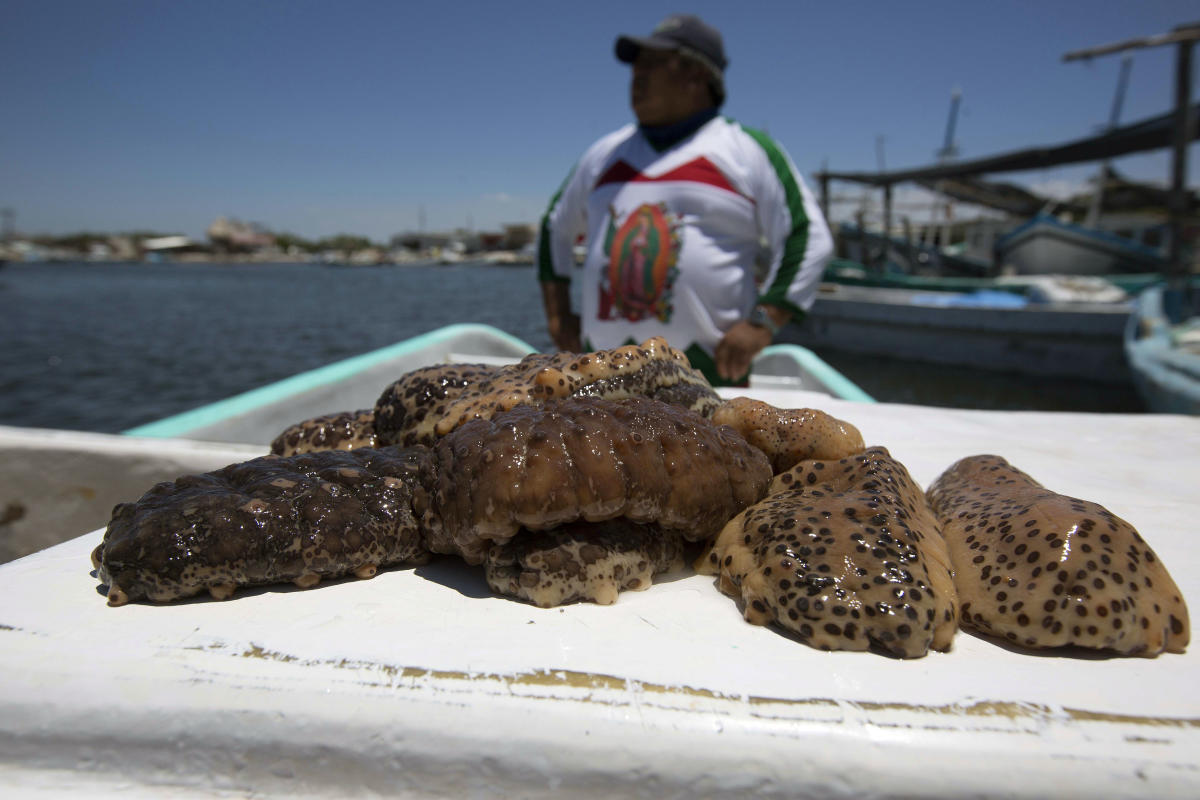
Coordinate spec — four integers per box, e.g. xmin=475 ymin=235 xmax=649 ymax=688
xmin=536 ymin=13 xmax=832 ymax=386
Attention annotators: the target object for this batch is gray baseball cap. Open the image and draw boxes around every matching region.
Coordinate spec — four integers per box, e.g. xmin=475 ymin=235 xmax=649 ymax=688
xmin=615 ymin=14 xmax=728 ymax=74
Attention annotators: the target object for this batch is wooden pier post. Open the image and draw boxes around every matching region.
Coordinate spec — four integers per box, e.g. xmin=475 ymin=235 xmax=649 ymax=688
xmin=1168 ymin=35 xmax=1194 ymax=288
xmin=1064 ymin=22 xmax=1200 ymax=290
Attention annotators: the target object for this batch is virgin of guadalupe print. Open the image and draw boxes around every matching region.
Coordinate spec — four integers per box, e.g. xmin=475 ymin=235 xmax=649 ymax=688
xmin=598 ymin=202 xmax=681 ymax=324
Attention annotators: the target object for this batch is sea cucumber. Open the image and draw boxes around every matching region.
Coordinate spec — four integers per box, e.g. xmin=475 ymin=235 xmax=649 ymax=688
xmin=699 ymin=447 xmax=958 ymax=658
xmin=95 ymin=396 xmax=770 ymax=606
xmin=274 ymin=337 xmax=721 ymax=455
xmin=484 ymin=520 xmax=687 ymax=608
xmin=269 ymin=409 xmax=377 ymax=455
xmin=927 ymin=454 xmax=1189 ymax=656
xmin=425 ymin=396 xmax=772 ymax=565
xmin=710 ymin=396 xmax=865 ymax=472
xmin=96 ymin=339 xmax=1189 ymax=663
xmin=93 ymin=446 xmax=437 ymax=605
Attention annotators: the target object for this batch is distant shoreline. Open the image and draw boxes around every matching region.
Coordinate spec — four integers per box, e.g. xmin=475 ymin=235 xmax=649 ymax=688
xmin=0 ymin=251 xmax=536 ymax=268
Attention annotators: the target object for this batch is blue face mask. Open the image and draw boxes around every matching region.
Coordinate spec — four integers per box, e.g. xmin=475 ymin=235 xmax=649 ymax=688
xmin=639 ymin=107 xmax=718 ymax=152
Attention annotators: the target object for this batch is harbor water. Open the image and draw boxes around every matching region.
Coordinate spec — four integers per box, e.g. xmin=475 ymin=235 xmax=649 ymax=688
xmin=1 ymin=260 xmax=1143 ymax=434
xmin=1 ymin=261 xmax=556 ymax=433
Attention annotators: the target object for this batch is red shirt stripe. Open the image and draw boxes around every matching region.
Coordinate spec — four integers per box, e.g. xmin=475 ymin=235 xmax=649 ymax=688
xmin=595 ymin=157 xmax=741 ymax=196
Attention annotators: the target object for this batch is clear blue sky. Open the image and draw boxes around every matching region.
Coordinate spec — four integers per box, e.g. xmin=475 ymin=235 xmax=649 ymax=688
xmin=2 ymin=0 xmax=1196 ymax=242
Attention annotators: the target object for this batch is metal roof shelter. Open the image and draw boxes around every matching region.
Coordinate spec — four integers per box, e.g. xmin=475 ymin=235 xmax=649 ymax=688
xmin=817 ymin=102 xmax=1200 ymax=190
xmin=816 ymin=22 xmax=1200 ymax=280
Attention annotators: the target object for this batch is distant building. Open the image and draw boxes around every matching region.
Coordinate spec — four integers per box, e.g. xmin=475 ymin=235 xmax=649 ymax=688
xmin=503 ymin=224 xmax=535 ymax=250
xmin=477 ymin=232 xmax=505 ymax=250
xmin=207 ymin=217 xmax=275 ymax=253
xmin=107 ymin=236 xmax=139 ymax=261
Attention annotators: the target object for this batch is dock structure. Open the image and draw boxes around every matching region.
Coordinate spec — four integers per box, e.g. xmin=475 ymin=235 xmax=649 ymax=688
xmin=816 ymin=22 xmax=1200 ymax=282
xmin=1062 ymin=21 xmax=1200 ymax=288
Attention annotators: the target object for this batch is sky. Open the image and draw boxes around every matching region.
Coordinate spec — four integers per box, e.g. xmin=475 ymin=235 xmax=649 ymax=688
xmin=1 ymin=0 xmax=1197 ymax=242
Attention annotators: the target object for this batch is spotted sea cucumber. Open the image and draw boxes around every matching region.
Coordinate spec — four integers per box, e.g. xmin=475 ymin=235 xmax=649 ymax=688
xmin=927 ymin=454 xmax=1189 ymax=656
xmin=699 ymin=447 xmax=958 ymax=658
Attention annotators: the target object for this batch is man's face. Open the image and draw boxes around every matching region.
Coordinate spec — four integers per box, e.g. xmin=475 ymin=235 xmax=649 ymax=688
xmin=630 ymin=48 xmax=701 ymax=126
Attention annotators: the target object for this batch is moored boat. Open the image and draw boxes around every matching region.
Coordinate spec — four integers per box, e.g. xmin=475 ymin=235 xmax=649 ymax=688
xmin=784 ymin=273 xmax=1136 ymax=383
xmin=1125 ymin=283 xmax=1200 ymax=414
xmin=822 ymin=258 xmax=1166 ymax=297
xmin=995 ymin=214 xmax=1168 ymax=276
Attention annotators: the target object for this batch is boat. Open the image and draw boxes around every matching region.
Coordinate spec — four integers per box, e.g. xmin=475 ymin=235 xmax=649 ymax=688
xmin=1125 ymin=282 xmax=1200 ymax=414
xmin=995 ymin=214 xmax=1168 ymax=276
xmin=0 ymin=323 xmax=872 ymax=565
xmin=834 ymin=221 xmax=995 ymax=278
xmin=783 ymin=269 xmax=1136 ymax=382
xmin=822 ymin=257 xmax=1166 ymax=297
xmin=2 ymin=387 xmax=1198 ymax=798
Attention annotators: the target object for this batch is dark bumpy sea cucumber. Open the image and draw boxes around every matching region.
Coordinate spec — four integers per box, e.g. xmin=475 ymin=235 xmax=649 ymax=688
xmin=93 ymin=446 xmax=438 ymax=605
xmin=95 ymin=396 xmax=770 ymax=606
xmin=274 ymin=337 xmax=721 ymax=455
xmin=403 ymin=338 xmax=722 ymax=443
xmin=928 ymin=454 xmax=1190 ymax=656
xmin=371 ymin=361 xmax=505 ymax=448
xmin=426 ymin=396 xmax=772 ymax=564
xmin=484 ymin=519 xmax=687 ymax=607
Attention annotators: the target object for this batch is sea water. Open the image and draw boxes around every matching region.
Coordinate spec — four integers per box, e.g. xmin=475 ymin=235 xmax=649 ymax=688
xmin=0 ymin=260 xmax=1143 ymax=433
xmin=0 ymin=261 xmax=556 ymax=432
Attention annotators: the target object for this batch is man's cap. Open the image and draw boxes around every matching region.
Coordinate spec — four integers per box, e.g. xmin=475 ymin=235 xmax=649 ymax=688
xmin=615 ymin=14 xmax=728 ymax=75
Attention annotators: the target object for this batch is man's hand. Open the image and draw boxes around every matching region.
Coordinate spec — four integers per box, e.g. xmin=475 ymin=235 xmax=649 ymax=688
xmin=549 ymin=311 xmax=581 ymax=352
xmin=540 ymin=281 xmax=582 ymax=352
xmin=714 ymin=321 xmax=772 ymax=381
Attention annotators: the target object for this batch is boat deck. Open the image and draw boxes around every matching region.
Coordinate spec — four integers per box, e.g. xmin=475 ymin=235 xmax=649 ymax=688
xmin=1 ymin=388 xmax=1198 ymax=798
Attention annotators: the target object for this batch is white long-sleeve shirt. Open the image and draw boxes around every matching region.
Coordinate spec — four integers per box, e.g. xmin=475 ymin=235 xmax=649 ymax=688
xmin=537 ymin=115 xmax=832 ymax=379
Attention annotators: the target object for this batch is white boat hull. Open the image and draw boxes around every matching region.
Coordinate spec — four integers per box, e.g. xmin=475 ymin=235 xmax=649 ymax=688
xmin=0 ymin=427 xmax=262 ymax=565
xmin=2 ymin=393 xmax=1198 ymax=798
xmin=996 ymin=217 xmax=1166 ymax=276
xmin=787 ymin=283 xmax=1132 ymax=382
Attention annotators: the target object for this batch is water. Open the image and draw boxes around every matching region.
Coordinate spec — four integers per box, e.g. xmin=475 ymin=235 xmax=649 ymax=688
xmin=0 ymin=260 xmax=1143 ymax=433
xmin=0 ymin=261 xmax=555 ymax=432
